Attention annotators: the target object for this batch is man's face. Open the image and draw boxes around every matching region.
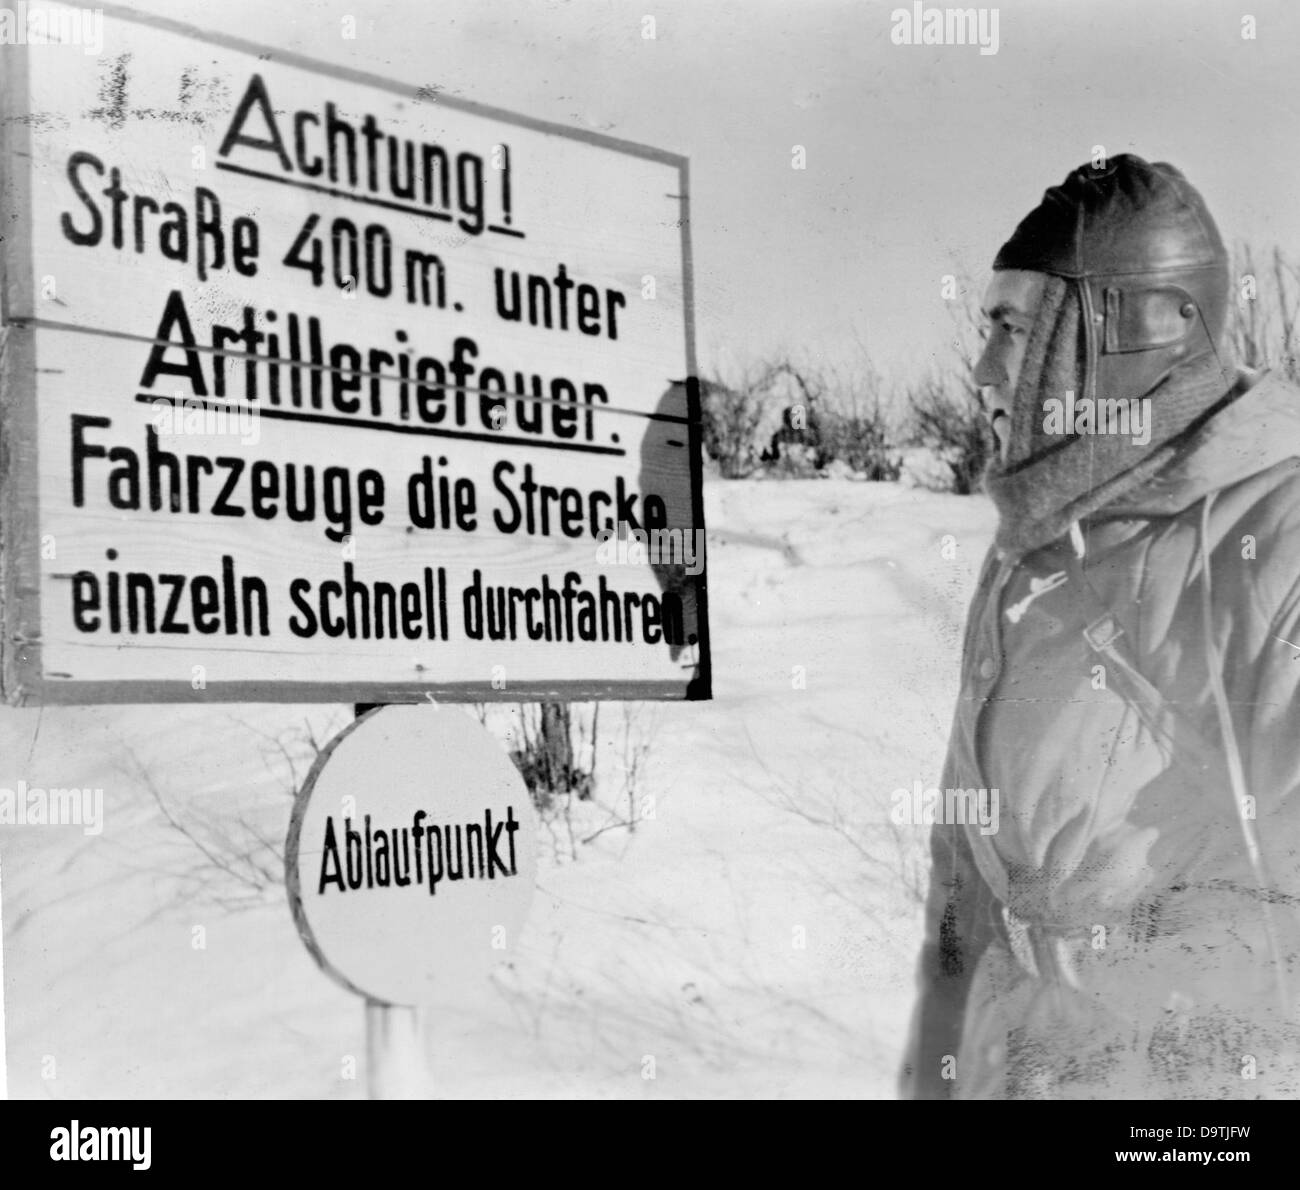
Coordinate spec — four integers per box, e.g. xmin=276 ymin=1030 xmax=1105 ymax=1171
xmin=973 ymin=269 xmax=1048 ymax=461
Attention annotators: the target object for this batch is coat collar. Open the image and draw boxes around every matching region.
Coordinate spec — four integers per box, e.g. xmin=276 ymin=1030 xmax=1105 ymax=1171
xmin=1089 ymin=369 xmax=1300 ymax=520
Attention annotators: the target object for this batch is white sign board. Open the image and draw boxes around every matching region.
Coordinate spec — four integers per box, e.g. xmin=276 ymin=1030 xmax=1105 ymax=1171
xmin=286 ymin=705 xmax=537 ymax=1006
xmin=0 ymin=3 xmax=709 ymax=704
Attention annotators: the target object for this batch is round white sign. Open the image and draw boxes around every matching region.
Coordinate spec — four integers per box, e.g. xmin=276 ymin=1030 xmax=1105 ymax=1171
xmin=286 ymin=705 xmax=537 ymax=1005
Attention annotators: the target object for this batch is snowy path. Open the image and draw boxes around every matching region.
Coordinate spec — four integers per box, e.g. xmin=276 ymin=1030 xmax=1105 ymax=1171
xmin=0 ymin=478 xmax=995 ymax=1098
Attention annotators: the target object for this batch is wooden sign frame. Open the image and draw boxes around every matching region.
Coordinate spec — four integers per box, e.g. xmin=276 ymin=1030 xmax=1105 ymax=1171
xmin=0 ymin=2 xmax=710 ymax=705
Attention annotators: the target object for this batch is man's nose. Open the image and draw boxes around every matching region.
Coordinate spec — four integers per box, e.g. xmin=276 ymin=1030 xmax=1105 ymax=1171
xmin=973 ymin=339 xmax=1006 ymax=388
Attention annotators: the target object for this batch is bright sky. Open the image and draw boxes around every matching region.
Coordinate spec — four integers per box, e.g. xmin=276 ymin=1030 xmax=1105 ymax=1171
xmin=120 ymin=0 xmax=1300 ymax=383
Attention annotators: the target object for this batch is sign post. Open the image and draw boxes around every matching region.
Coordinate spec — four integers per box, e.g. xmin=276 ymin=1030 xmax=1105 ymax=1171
xmin=364 ymin=1000 xmax=425 ymax=1101
xmin=353 ymin=701 xmax=429 ymax=1100
xmin=287 ymin=703 xmax=538 ymax=1098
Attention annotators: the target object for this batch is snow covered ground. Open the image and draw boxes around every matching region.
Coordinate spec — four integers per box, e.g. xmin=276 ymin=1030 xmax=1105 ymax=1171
xmin=0 ymin=477 xmax=996 ymax=1099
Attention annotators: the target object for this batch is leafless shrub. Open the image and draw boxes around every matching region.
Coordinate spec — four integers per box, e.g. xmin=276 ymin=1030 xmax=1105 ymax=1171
xmin=580 ymin=701 xmax=657 ymax=846
xmin=508 ymin=702 xmax=596 ymax=813
xmin=700 ymin=371 xmax=776 ymax=478
xmin=707 ymin=353 xmax=901 ymax=479
xmin=900 ymin=273 xmax=993 ymax=493
xmin=119 ymin=713 xmax=343 ymax=910
xmin=471 ymin=701 xmax=601 ymax=861
xmin=904 ymin=368 xmax=993 ymax=495
xmin=1231 ymin=244 xmax=1300 ymax=383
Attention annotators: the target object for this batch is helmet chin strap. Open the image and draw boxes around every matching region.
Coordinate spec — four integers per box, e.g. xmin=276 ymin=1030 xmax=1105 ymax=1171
xmin=1075 ymin=277 xmax=1101 ymax=406
xmin=1193 ymin=302 xmax=1240 ymax=392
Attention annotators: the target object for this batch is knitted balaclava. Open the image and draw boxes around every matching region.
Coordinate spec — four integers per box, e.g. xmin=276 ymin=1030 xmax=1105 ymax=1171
xmin=984 ymin=155 xmax=1239 ymax=555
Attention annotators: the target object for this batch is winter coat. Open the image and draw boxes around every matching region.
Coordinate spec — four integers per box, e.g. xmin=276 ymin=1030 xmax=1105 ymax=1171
xmin=899 ymin=369 xmax=1300 ymax=1099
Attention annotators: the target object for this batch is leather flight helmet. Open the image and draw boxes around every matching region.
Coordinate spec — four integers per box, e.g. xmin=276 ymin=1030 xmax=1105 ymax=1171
xmin=992 ymin=154 xmax=1230 ymax=407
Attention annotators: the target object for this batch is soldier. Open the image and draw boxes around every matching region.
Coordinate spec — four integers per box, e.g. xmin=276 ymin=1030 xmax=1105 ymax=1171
xmin=900 ymin=154 xmax=1300 ymax=1098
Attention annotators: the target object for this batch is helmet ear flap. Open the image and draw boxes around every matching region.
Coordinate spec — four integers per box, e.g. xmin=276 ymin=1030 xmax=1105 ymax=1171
xmin=1101 ymin=284 xmax=1203 ymax=355
xmin=1085 ymin=274 xmax=1227 ymax=410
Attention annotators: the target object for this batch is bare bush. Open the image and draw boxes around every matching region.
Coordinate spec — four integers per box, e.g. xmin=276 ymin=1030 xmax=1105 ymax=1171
xmin=471 ymin=701 xmax=601 ymax=861
xmin=119 ymin=713 xmax=343 ymax=910
xmin=1231 ymin=244 xmax=1300 ymax=383
xmin=700 ymin=373 xmax=774 ymax=478
xmin=506 ymin=701 xmax=597 ymax=813
xmin=901 ymin=273 xmax=993 ymax=493
xmin=904 ymin=368 xmax=993 ymax=495
xmin=817 ymin=406 xmax=902 ymax=480
xmin=707 ymin=355 xmax=900 ymax=479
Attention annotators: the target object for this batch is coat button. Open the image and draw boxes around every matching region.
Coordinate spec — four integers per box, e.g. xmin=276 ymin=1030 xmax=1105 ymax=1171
xmin=978 ymin=656 xmax=997 ymax=680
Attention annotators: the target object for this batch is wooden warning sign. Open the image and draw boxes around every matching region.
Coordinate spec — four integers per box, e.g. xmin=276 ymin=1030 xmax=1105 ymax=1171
xmin=0 ymin=2 xmax=709 ymax=704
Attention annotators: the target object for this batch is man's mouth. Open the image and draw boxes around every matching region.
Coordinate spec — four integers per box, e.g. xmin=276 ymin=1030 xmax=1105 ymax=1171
xmin=989 ymin=409 xmax=1010 ymax=458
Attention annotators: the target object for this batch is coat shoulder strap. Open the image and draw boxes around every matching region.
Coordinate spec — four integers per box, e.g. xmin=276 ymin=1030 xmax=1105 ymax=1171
xmin=1066 ymin=551 xmax=1226 ymax=785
